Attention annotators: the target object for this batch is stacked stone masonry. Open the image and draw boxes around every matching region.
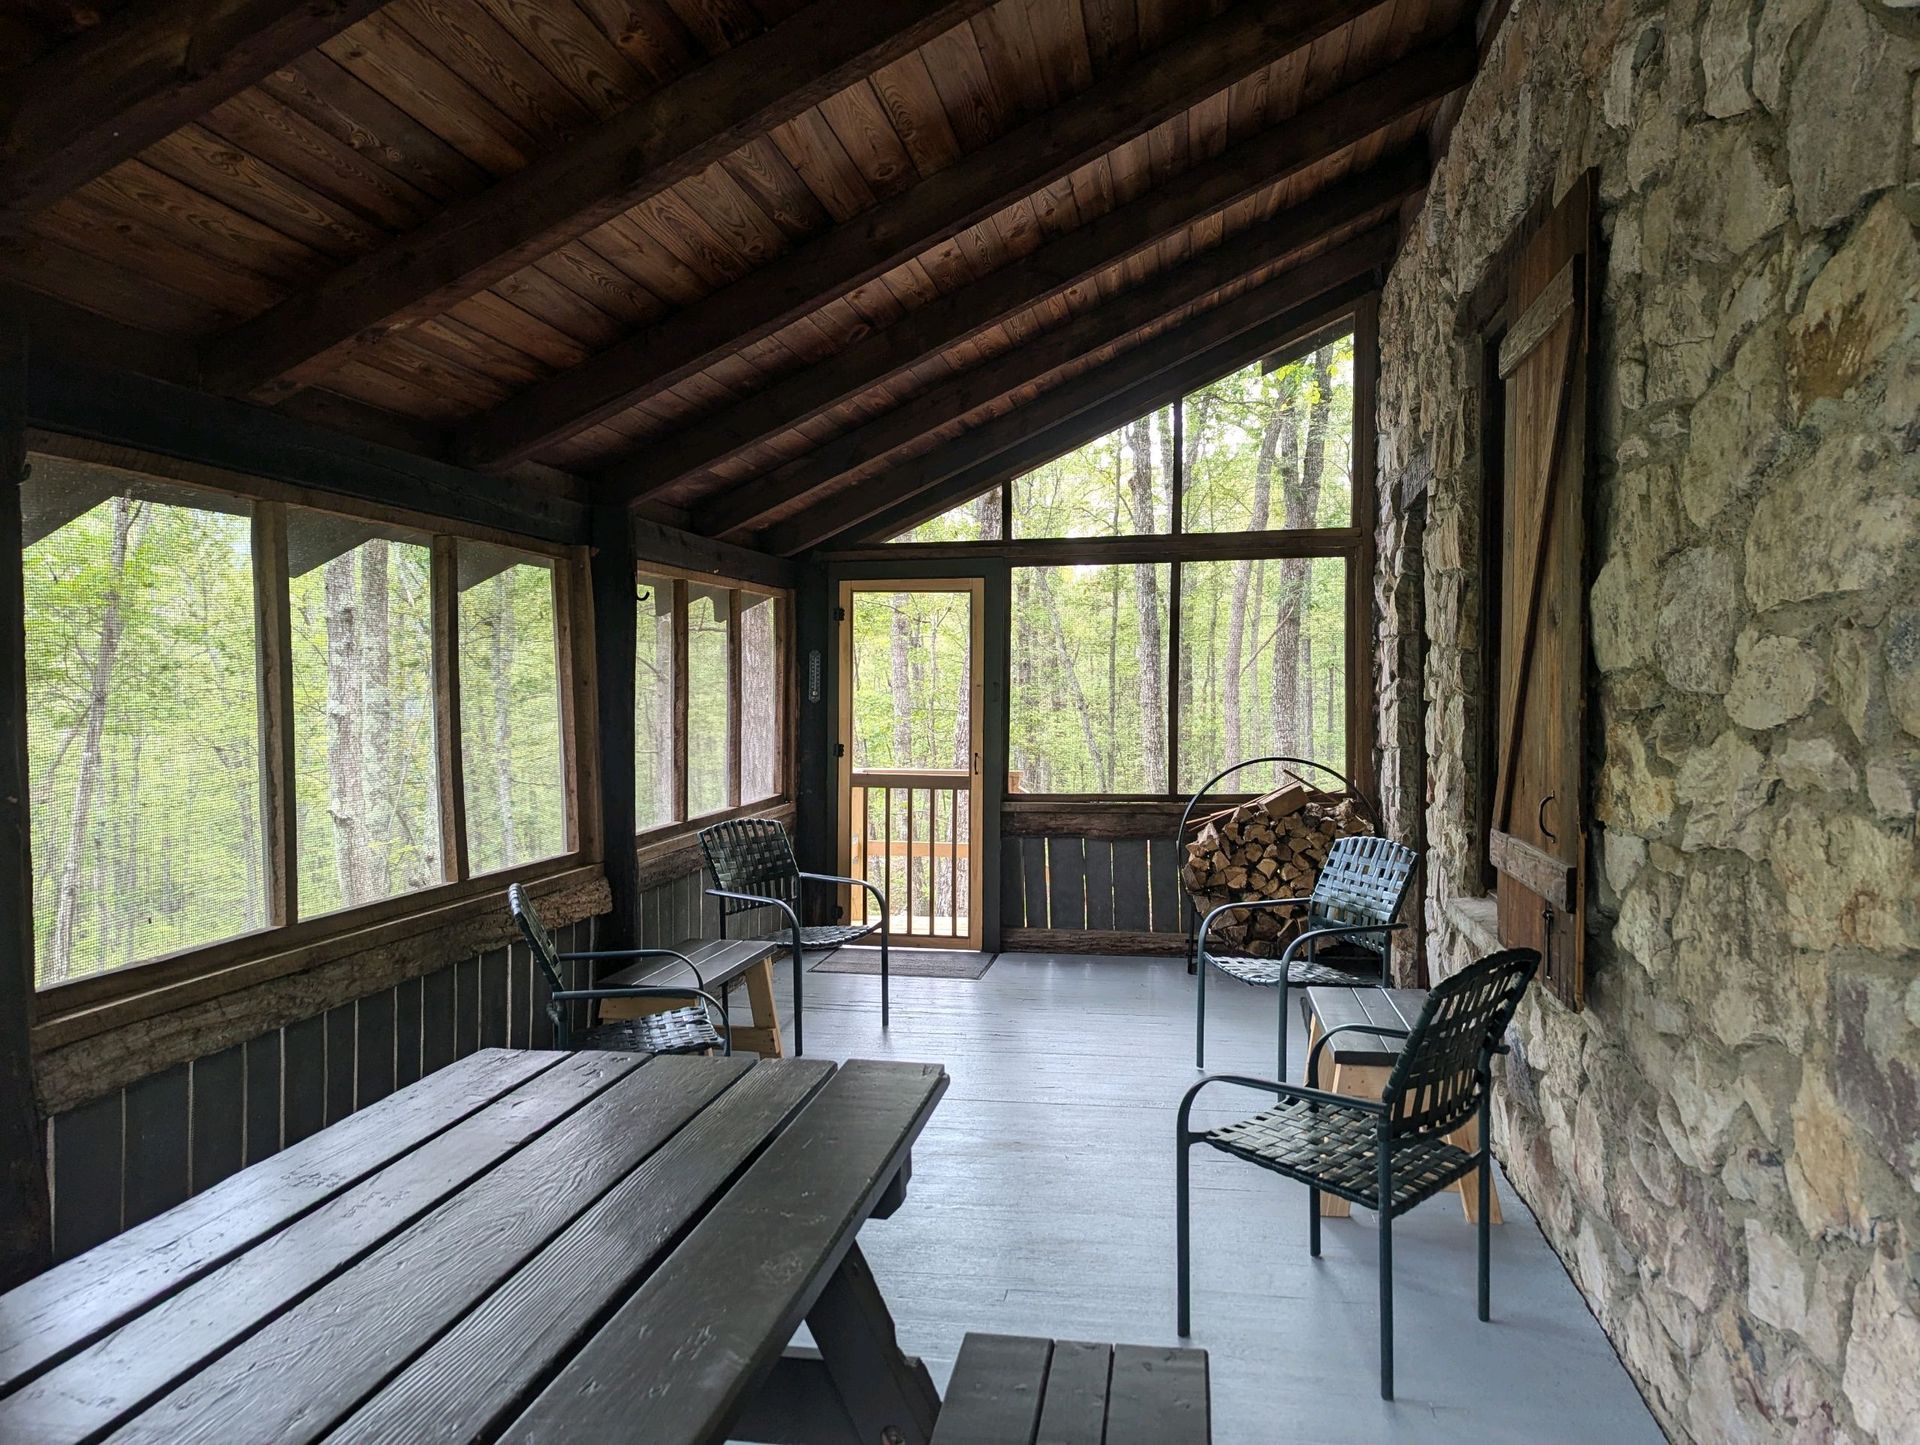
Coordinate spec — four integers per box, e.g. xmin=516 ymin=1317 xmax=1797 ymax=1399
xmin=1373 ymin=0 xmax=1920 ymax=1438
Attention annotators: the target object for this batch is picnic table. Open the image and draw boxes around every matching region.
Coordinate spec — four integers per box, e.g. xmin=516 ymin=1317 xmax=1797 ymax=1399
xmin=0 ymin=1047 xmax=948 ymax=1444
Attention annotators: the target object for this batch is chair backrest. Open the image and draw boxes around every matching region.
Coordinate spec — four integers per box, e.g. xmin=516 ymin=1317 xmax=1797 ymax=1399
xmin=508 ymin=883 xmax=569 ymax=995
xmin=698 ymin=817 xmax=801 ymax=916
xmin=1383 ymin=948 xmax=1539 ymax=1144
xmin=1305 ymin=834 xmax=1419 ymax=955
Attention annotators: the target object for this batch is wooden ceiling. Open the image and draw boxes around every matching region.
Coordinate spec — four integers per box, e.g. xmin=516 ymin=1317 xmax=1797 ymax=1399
xmin=0 ymin=0 xmax=1480 ymax=555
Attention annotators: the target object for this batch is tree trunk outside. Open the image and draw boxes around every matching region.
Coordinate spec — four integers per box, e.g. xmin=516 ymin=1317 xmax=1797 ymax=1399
xmin=489 ymin=571 xmax=517 ymax=865
xmin=1225 ymin=400 xmax=1285 ymax=761
xmin=1272 ymin=348 xmax=1334 ymax=755
xmin=45 ymin=496 xmax=139 ymax=986
xmin=1034 ymin=566 xmax=1106 ymax=789
xmin=324 ymin=551 xmax=376 ymax=906
xmin=1125 ymin=418 xmax=1165 ymax=789
xmin=360 ymin=541 xmax=393 ymax=893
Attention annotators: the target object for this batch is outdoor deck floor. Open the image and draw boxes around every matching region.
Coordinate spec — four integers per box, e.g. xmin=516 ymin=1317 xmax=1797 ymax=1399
xmin=766 ymin=949 xmax=1661 ymax=1444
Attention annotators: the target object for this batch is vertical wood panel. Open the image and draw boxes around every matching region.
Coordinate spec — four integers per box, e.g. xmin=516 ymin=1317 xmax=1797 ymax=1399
xmin=281 ymin=1014 xmax=325 ymax=1147
xmin=323 ymin=1003 xmax=356 ymax=1125
xmin=393 ymin=976 xmax=423 ymax=1089
xmin=122 ymin=1064 xmax=190 ymax=1229
xmin=50 ymin=1091 xmax=121 ymax=1263
xmin=1084 ymin=839 xmax=1114 ymax=930
xmin=1021 ymin=832 xmax=1049 ymax=929
xmin=454 ymin=956 xmax=482 ymax=1058
xmin=243 ymin=1030 xmax=282 ymax=1164
xmin=189 ymin=1045 xmax=245 ymax=1197
xmin=355 ymin=989 xmax=395 ymax=1109
xmin=529 ymin=945 xmax=554 ymax=1049
xmin=479 ymin=946 xmax=509 ymax=1047
xmin=421 ymin=960 xmax=455 ymax=1073
xmin=1046 ymin=836 xmax=1086 ymax=931
xmin=1111 ymin=841 xmax=1149 ymax=931
xmin=998 ymin=834 xmax=1023 ymax=929
xmin=1148 ymin=837 xmax=1179 ymax=934
xmin=506 ymin=942 xmax=532 ymax=1049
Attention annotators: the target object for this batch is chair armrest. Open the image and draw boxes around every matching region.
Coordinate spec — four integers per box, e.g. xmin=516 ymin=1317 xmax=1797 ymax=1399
xmin=559 ymin=946 xmax=704 ymax=990
xmin=1306 ymin=1022 xmax=1411 ymax=1089
xmin=707 ymin=889 xmax=804 ymax=955
xmin=1178 ymin=1071 xmax=1384 ymax=1136
xmin=797 ymin=871 xmax=889 ymax=911
xmin=1278 ymin=920 xmax=1406 ymax=964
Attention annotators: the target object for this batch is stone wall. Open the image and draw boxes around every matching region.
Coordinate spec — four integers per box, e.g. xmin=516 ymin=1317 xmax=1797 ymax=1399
xmin=1373 ymin=0 xmax=1920 ymax=1439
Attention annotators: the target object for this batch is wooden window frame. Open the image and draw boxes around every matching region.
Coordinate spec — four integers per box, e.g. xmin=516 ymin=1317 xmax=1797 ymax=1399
xmin=866 ymin=306 xmax=1378 ymax=807
xmin=628 ymin=560 xmax=793 ymax=850
xmin=18 ymin=433 xmax=595 ymax=1027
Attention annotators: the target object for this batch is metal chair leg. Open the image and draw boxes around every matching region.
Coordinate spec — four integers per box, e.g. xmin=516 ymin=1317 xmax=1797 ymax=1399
xmin=1478 ymin=1093 xmax=1492 ymax=1322
xmin=1176 ymin=1135 xmax=1192 ymax=1337
xmin=792 ymin=944 xmax=804 ymax=1058
xmin=880 ymin=920 xmax=890 ymax=1029
xmin=1194 ymin=955 xmax=1207 ymax=1069
xmin=1276 ymin=979 xmax=1290 ymax=1082
xmin=1309 ymin=1186 xmax=1321 ymax=1257
xmin=1378 ymin=1145 xmax=1394 ymax=1400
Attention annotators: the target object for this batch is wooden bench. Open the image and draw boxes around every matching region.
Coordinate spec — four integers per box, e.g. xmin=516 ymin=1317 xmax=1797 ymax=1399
xmin=596 ymin=936 xmax=785 ymax=1057
xmin=930 ymin=1333 xmax=1210 ymax=1445
xmin=1300 ymin=985 xmax=1502 ymax=1225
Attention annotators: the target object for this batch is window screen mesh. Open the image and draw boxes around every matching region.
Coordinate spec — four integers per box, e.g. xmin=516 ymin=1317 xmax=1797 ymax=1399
xmin=740 ymin=593 xmax=780 ymax=803
xmin=459 ymin=548 xmax=566 ymax=874
xmin=635 ymin=573 xmax=676 ymax=829
xmin=685 ymin=585 xmax=730 ymax=818
xmin=289 ymin=518 xmax=440 ymax=915
xmin=23 ymin=463 xmax=261 ymax=985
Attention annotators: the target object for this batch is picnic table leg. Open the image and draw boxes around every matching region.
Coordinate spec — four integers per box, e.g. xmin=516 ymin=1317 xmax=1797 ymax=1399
xmin=729 ymin=956 xmax=787 ymax=1057
xmin=1449 ymin=1115 xmax=1503 ymax=1225
xmin=806 ymin=1241 xmax=940 ymax=1445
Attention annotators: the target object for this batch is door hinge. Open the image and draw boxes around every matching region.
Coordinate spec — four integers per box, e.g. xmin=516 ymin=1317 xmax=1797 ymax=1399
xmin=833 ymin=606 xmax=846 ymax=621
xmin=834 ymin=742 xmax=846 ymax=758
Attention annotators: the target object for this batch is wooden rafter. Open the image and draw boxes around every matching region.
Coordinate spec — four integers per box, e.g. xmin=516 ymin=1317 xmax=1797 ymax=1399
xmin=764 ymin=236 xmax=1394 ymax=556
xmin=694 ymin=157 xmax=1423 ymax=542
xmin=0 ymin=0 xmax=391 ymax=216
xmin=597 ymin=34 xmax=1471 ymax=505
xmin=200 ymin=0 xmax=1001 ymax=399
xmin=459 ymin=0 xmax=1399 ymax=469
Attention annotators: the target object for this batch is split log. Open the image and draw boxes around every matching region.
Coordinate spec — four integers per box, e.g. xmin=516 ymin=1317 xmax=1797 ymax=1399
xmin=1181 ymin=786 xmax=1369 ymax=954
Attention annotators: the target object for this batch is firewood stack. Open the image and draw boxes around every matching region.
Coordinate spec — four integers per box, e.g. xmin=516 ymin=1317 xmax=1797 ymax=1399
xmin=1181 ymin=782 xmax=1370 ymax=954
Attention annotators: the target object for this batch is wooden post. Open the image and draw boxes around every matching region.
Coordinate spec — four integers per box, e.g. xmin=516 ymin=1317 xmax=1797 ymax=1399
xmin=591 ymin=507 xmax=639 ymax=944
xmin=430 ymin=537 xmax=470 ymax=883
xmin=252 ymin=501 xmax=296 ymax=925
xmin=0 ymin=319 xmax=53 ymax=1284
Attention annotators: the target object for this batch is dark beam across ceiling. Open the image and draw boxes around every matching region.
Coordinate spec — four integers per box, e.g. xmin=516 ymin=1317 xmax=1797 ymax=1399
xmin=695 ymin=157 xmax=1422 ymax=542
xmin=200 ymin=0 xmax=1000 ymax=399
xmin=762 ymin=242 xmax=1391 ymax=556
xmin=595 ymin=33 xmax=1471 ymax=505
xmin=458 ymin=0 xmax=1400 ymax=470
xmin=0 ymin=0 xmax=391 ymax=216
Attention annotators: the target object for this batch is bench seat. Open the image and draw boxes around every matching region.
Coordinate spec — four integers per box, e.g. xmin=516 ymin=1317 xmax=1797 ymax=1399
xmin=930 ymin=1332 xmax=1209 ymax=1445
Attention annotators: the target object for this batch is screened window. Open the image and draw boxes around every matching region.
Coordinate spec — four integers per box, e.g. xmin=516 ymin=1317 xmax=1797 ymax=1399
xmin=1010 ymin=409 xmax=1173 ymax=539
xmin=289 ymin=518 xmax=439 ymax=915
xmin=891 ymin=488 xmax=1003 ymax=543
xmin=686 ymin=584 xmax=731 ymax=818
xmin=740 ymin=593 xmax=781 ymax=804
xmin=634 ymin=572 xmax=676 ymax=830
xmin=1178 ymin=557 xmax=1348 ymax=789
xmin=1182 ymin=338 xmax=1354 ymax=533
xmin=1009 ymin=563 xmax=1170 ymax=794
xmin=458 ymin=544 xmax=566 ymax=874
xmin=23 ymin=464 xmax=261 ymax=986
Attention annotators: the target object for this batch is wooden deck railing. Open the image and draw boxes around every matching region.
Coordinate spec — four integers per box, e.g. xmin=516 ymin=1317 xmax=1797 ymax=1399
xmin=849 ymin=769 xmax=973 ymax=943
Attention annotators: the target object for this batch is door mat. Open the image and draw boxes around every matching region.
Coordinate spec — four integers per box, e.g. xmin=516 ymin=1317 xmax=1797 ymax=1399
xmin=809 ymin=948 xmax=997 ymax=979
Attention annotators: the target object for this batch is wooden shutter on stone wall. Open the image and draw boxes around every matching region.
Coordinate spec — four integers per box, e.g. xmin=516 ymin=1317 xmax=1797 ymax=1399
xmin=1489 ymin=172 xmax=1597 ymax=1010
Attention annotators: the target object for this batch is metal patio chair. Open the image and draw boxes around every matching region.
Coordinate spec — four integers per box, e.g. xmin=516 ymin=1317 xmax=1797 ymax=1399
xmin=1177 ymin=947 xmax=1540 ymax=1399
xmin=509 ymin=884 xmax=729 ymax=1056
xmin=698 ymin=816 xmax=888 ymax=1057
xmin=1195 ymin=832 xmax=1418 ymax=1080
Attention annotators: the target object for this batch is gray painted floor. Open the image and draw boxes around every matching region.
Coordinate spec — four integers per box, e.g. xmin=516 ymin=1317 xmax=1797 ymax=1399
xmin=764 ymin=951 xmax=1663 ymax=1444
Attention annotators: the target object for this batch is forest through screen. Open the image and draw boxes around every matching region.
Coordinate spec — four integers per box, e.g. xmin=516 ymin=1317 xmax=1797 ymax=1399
xmin=893 ymin=335 xmax=1354 ymax=795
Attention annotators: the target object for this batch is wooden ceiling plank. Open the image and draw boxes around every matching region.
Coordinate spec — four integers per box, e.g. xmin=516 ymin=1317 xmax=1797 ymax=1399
xmin=0 ymin=0 xmax=395 ymax=216
xmin=692 ymin=163 xmax=1416 ymax=540
xmin=204 ymin=0 xmax=999 ymax=397
xmin=775 ymin=267 xmax=1380 ymax=554
xmin=598 ymin=36 xmax=1467 ymax=501
xmin=459 ymin=0 xmax=1395 ymax=467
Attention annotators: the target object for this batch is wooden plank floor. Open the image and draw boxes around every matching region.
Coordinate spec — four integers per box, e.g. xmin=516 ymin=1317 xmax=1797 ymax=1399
xmin=756 ymin=950 xmax=1661 ymax=1444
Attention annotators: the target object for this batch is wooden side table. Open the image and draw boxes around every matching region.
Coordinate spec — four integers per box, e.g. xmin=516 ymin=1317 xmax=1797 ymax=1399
xmin=1300 ymin=986 xmax=1501 ymax=1225
xmin=597 ymin=937 xmax=785 ymax=1057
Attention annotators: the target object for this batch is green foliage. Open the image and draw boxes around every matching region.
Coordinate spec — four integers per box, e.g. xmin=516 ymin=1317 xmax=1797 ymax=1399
xmin=460 ymin=561 xmax=566 ymax=876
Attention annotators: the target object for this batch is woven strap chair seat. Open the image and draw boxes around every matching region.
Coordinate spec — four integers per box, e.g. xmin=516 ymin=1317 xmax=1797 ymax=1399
xmin=1203 ymin=1095 xmax=1477 ymax=1216
xmin=574 ymin=1007 xmax=724 ymax=1057
xmin=786 ymin=921 xmax=880 ymax=950
xmin=1209 ymin=954 xmax=1379 ymax=989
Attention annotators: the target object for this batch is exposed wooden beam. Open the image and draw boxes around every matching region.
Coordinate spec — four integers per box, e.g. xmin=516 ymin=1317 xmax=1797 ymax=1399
xmin=630 ymin=515 xmax=800 ymax=592
xmin=0 ymin=0 xmax=390 ymax=216
xmin=202 ymin=0 xmax=997 ymax=400
xmin=775 ymin=264 xmax=1384 ymax=555
xmin=697 ymin=158 xmax=1422 ymax=541
xmin=461 ymin=0 xmax=1398 ymax=469
xmin=597 ymin=35 xmax=1470 ymax=504
xmin=0 ymin=317 xmax=52 ymax=1287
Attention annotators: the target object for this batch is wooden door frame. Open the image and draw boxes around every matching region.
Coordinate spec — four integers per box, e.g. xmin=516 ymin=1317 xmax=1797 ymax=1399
xmin=837 ymin=575 xmax=990 ymax=947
